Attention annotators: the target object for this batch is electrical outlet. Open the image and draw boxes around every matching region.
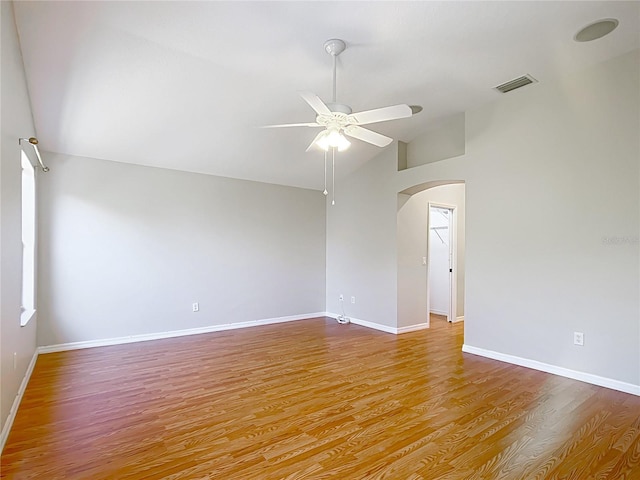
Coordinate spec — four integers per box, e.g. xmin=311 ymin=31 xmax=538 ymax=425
xmin=192 ymin=302 xmax=199 ymax=312
xmin=573 ymin=332 xmax=584 ymax=346
xmin=351 ymin=296 xmax=356 ymax=304
xmin=339 ymin=294 xmax=344 ymax=302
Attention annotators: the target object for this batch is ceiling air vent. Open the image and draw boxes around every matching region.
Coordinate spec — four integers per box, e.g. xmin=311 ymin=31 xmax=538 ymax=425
xmin=494 ymin=74 xmax=537 ymax=94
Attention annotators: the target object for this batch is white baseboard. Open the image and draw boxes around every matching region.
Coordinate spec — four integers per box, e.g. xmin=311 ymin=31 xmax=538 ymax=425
xmin=325 ymin=313 xmax=428 ymax=335
xmin=397 ymin=323 xmax=429 ymax=334
xmin=462 ymin=344 xmax=640 ymax=397
xmin=325 ymin=312 xmax=396 ymax=333
xmin=348 ymin=317 xmax=398 ymax=334
xmin=1 ymin=350 xmax=39 ymax=453
xmin=455 ymin=315 xmax=464 ymax=323
xmin=38 ymin=312 xmax=326 ymax=354
xmin=430 ymin=309 xmax=448 ymax=316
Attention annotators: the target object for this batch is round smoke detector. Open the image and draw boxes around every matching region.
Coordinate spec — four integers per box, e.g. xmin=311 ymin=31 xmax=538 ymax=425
xmin=574 ymin=18 xmax=619 ymax=42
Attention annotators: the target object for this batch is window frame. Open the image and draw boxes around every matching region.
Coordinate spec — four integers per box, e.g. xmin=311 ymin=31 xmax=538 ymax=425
xmin=20 ymin=148 xmax=36 ymax=327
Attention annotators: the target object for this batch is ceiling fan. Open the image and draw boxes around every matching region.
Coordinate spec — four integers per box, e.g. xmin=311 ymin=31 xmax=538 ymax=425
xmin=263 ymin=39 xmax=419 ymax=152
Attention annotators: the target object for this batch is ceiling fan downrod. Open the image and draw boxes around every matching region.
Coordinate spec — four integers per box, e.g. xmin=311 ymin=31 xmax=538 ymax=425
xmin=324 ymin=39 xmax=346 ymax=104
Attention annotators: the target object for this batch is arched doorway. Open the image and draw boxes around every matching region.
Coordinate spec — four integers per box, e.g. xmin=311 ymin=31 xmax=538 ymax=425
xmin=397 ymin=180 xmax=465 ymax=329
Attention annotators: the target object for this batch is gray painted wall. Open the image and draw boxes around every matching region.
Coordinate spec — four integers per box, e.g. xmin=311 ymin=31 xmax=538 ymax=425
xmin=1 ymin=1 xmax=39 ymax=433
xmin=460 ymin=49 xmax=639 ymax=385
xmin=406 ymin=113 xmax=465 ymax=168
xmin=329 ymin=49 xmax=640 ymax=386
xmin=325 ymin=145 xmax=399 ymax=328
xmin=37 ymin=154 xmax=326 ymax=346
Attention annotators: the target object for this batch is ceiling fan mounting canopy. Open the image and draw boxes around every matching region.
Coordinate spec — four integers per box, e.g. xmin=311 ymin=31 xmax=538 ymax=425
xmin=324 ymin=39 xmax=346 ymax=57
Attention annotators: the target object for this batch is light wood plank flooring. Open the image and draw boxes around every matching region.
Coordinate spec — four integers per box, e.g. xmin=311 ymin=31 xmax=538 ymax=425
xmin=2 ymin=317 xmax=639 ymax=479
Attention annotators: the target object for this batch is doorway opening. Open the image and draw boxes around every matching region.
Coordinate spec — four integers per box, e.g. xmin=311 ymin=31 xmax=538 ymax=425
xmin=427 ymin=204 xmax=456 ymax=324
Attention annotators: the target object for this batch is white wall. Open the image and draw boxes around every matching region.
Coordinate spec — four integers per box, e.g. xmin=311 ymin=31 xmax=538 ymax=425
xmin=325 ymin=145 xmax=399 ymax=329
xmin=397 ymin=184 xmax=466 ymax=327
xmin=37 ymin=153 xmax=326 ymax=346
xmin=406 ymin=113 xmax=465 ymax=168
xmin=460 ymin=50 xmax=639 ymax=386
xmin=328 ymin=49 xmax=640 ymax=388
xmin=0 ymin=1 xmax=38 ymax=437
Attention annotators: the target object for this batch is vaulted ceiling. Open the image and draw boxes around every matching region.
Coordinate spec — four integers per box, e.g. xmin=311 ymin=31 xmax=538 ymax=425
xmin=13 ymin=1 xmax=640 ymax=190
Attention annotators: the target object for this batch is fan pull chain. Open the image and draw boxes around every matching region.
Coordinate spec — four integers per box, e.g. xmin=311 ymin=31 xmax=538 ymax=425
xmin=323 ymin=150 xmax=328 ymax=196
xmin=332 ymin=148 xmax=336 ymax=206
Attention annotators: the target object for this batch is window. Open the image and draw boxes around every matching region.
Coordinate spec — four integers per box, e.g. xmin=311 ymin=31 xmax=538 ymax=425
xmin=21 ymin=149 xmax=36 ymax=326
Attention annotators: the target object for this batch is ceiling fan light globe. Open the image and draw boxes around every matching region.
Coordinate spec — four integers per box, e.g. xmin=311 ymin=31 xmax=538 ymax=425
xmin=316 ymin=135 xmax=330 ymax=151
xmin=326 ymin=129 xmax=343 ymax=147
xmin=337 ymin=135 xmax=351 ymax=151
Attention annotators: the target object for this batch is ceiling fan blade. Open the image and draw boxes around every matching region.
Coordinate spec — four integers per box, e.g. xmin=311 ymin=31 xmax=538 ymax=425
xmin=347 ymin=104 xmax=412 ymax=125
xmin=343 ymin=125 xmax=393 ymax=147
xmin=305 ymin=130 xmax=328 ymax=152
xmin=300 ymin=92 xmax=332 ymax=116
xmin=261 ymin=122 xmax=321 ymax=128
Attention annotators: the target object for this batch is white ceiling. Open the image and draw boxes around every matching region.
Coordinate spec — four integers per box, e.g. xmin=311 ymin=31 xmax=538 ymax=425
xmin=13 ymin=1 xmax=640 ymax=190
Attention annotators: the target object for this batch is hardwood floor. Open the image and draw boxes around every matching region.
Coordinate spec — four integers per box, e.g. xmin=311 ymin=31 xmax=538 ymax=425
xmin=430 ymin=313 xmax=448 ymax=324
xmin=2 ymin=317 xmax=639 ymax=479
